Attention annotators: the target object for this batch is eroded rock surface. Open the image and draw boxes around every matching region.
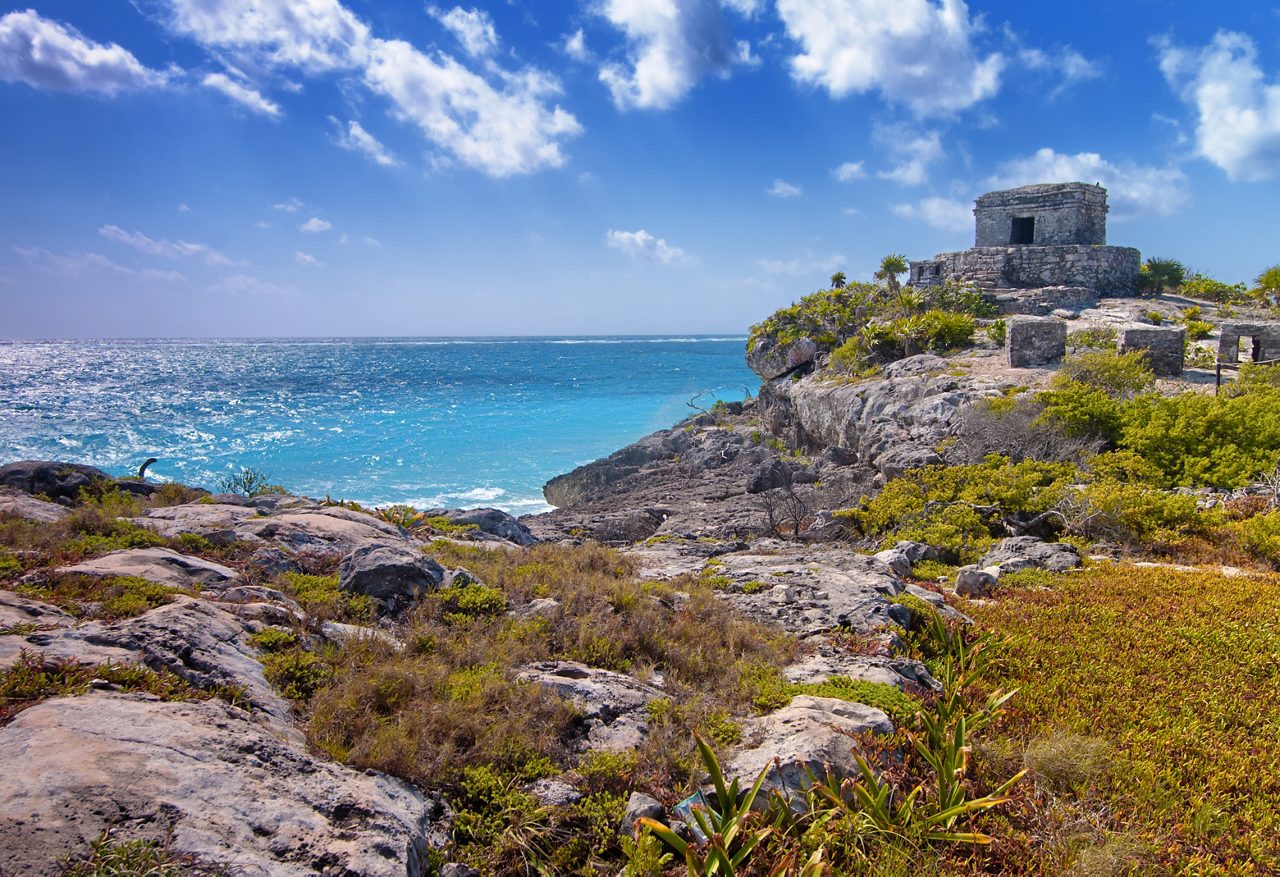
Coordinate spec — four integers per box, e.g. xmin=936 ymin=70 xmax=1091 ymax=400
xmin=0 ymin=694 xmax=445 ymax=876
xmin=516 ymin=661 xmax=665 ymax=752
xmin=57 ymin=547 xmax=240 ymax=592
xmin=979 ymin=536 xmax=1082 ymax=574
xmin=0 ymin=491 xmax=70 ymax=522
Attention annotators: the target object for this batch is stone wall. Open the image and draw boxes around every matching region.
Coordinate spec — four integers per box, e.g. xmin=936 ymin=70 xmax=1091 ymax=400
xmin=991 ymin=286 xmax=1097 ymax=316
xmin=1218 ymin=321 xmax=1280 ymax=365
xmin=975 ymin=183 xmax=1107 ymax=247
xmin=910 ymin=245 xmax=1140 ymax=295
xmin=1005 ymin=316 xmax=1066 ymax=368
xmin=1118 ymin=325 xmax=1184 ymax=376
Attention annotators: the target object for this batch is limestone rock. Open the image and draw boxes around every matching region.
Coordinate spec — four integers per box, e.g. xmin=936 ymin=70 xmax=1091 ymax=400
xmin=1005 ymin=316 xmax=1066 ymax=368
xmin=746 ymin=336 xmax=818 ymax=380
xmin=0 ymin=460 xmax=109 ymax=502
xmin=620 ymin=792 xmax=664 ymax=837
xmin=1118 ymin=324 xmax=1185 ymax=376
xmin=139 ymin=503 xmax=411 ymax=554
xmin=423 ymin=507 xmax=538 ymax=546
xmin=979 ymin=536 xmax=1081 ymax=574
xmin=0 ymin=694 xmax=445 ymax=876
xmin=57 ymin=547 xmax=239 ymax=593
xmin=872 ymin=549 xmax=912 ymax=578
xmin=725 ymin=696 xmax=893 ymax=804
xmin=527 ymin=778 xmax=582 ymax=808
xmin=954 ymin=565 xmax=998 ymax=598
xmin=338 ymin=544 xmax=445 ymax=615
xmin=0 ymin=492 xmax=70 ymax=522
xmin=0 ymin=591 xmax=73 ymax=631
xmin=516 ymin=661 xmax=665 ymax=752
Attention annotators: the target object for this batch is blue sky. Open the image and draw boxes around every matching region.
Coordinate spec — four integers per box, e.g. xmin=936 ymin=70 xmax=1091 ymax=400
xmin=1 ymin=0 xmax=1278 ymax=338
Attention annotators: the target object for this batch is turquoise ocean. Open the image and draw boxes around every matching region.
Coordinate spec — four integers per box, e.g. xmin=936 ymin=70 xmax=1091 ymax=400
xmin=0 ymin=337 xmax=757 ymax=515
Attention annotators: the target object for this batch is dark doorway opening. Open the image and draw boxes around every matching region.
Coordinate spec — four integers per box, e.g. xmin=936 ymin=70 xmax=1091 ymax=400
xmin=1011 ymin=216 xmax=1035 ymax=245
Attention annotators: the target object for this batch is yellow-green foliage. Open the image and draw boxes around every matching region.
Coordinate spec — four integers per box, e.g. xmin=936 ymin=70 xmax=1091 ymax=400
xmin=749 ymin=282 xmax=883 ymax=348
xmin=276 ymin=572 xmax=372 ymax=623
xmin=61 ymin=831 xmax=195 ymax=877
xmin=261 ymin=647 xmax=333 ymax=702
xmin=967 ymin=565 xmax=1280 ymax=871
xmin=1236 ymin=510 xmax=1280 ymax=566
xmin=1076 ymin=480 xmax=1207 ymax=543
xmin=787 ymin=675 xmax=921 ymax=723
xmin=17 ymin=575 xmax=186 ymax=620
xmin=0 ymin=551 xmax=20 ymax=579
xmin=836 ymin=457 xmax=1077 ymax=562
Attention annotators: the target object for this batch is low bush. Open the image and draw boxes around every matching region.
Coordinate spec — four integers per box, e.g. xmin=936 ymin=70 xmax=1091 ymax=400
xmin=17 ymin=574 xmax=187 ymax=620
xmin=275 ymin=572 xmax=372 ymax=623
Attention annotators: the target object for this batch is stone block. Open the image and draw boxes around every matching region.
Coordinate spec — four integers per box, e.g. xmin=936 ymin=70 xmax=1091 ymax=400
xmin=1005 ymin=316 xmax=1066 ymax=368
xmin=1118 ymin=325 xmax=1185 ymax=376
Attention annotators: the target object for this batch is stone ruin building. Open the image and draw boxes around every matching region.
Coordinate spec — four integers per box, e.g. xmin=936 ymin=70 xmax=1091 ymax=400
xmin=909 ymin=182 xmax=1141 ymax=315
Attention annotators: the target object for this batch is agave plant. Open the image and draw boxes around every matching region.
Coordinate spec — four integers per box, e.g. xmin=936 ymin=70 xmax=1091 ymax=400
xmin=637 ymin=735 xmax=774 ymax=876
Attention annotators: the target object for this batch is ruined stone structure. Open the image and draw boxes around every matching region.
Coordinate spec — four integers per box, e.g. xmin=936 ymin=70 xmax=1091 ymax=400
xmin=1119 ymin=325 xmax=1185 ymax=376
xmin=1005 ymin=316 xmax=1066 ymax=368
xmin=910 ymin=183 xmax=1142 ymax=313
xmin=1218 ymin=321 xmax=1280 ymax=365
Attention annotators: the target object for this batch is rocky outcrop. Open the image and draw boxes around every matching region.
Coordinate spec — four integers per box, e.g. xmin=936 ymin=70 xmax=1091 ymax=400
xmin=0 ymin=460 xmax=110 ymax=502
xmin=424 ymin=507 xmax=538 ymax=546
xmin=759 ymin=355 xmax=1010 ymax=474
xmin=138 ymin=501 xmax=412 ymax=554
xmin=516 ymin=661 xmax=665 ymax=752
xmin=57 ymin=547 xmax=240 ymax=592
xmin=979 ymin=536 xmax=1081 ymax=574
xmin=544 ymin=430 xmax=689 ymax=510
xmin=338 ymin=544 xmax=445 ymax=615
xmin=0 ymin=694 xmax=446 ymax=876
xmin=746 ymin=336 xmax=818 ymax=380
xmin=0 ymin=491 xmax=70 ymax=522
xmin=724 ymin=696 xmax=894 ymax=804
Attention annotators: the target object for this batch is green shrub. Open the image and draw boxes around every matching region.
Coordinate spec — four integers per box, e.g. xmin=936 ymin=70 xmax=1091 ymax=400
xmin=1067 ymin=327 xmax=1117 ymax=350
xmin=1237 ymin=511 xmax=1280 ymax=566
xmin=987 ymin=318 xmax=1007 ymax=346
xmin=18 ymin=574 xmax=185 ymax=620
xmin=1054 ymin=350 xmax=1155 ymax=398
xmin=277 ymin=572 xmax=372 ymax=622
xmin=1182 ymin=272 xmax=1248 ymax=304
xmin=0 ymin=551 xmax=21 ymax=579
xmin=61 ymin=831 xmax=194 ymax=876
xmin=438 ymin=580 xmax=508 ymax=624
xmin=65 ymin=523 xmax=166 ymax=558
xmin=218 ymin=467 xmax=287 ymax=497
xmin=788 ymin=675 xmax=921 ymax=723
xmin=248 ymin=626 xmax=299 ymax=653
xmin=1071 ymin=480 xmax=1206 ymax=544
xmin=261 ymin=647 xmax=332 ymax=701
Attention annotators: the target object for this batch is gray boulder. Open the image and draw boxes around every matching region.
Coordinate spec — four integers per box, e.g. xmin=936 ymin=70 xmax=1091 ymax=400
xmin=139 ymin=503 xmax=411 ymax=554
xmin=0 ymin=460 xmax=109 ymax=502
xmin=954 ymin=565 xmax=998 ymax=598
xmin=0 ymin=492 xmax=70 ymax=522
xmin=872 ymin=548 xmax=913 ymax=578
xmin=979 ymin=536 xmax=1081 ymax=573
xmin=892 ymin=541 xmax=939 ymax=564
xmin=424 ymin=507 xmax=538 ymax=546
xmin=516 ymin=661 xmax=665 ymax=752
xmin=0 ymin=694 xmax=446 ymax=876
xmin=57 ymin=547 xmax=239 ymax=593
xmin=724 ymin=696 xmax=894 ymax=805
xmin=338 ymin=544 xmax=445 ymax=615
xmin=620 ymin=791 xmax=664 ymax=837
xmin=746 ymin=336 xmax=818 ymax=380
xmin=0 ymin=590 xmax=74 ymax=631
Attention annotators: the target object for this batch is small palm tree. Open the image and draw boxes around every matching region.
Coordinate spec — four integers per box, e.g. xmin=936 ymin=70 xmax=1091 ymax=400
xmin=1254 ymin=264 xmax=1280 ymax=307
xmin=830 ymin=271 xmax=847 ymax=289
xmin=876 ymin=254 xmax=909 ymax=295
xmin=1138 ymin=257 xmax=1186 ymax=296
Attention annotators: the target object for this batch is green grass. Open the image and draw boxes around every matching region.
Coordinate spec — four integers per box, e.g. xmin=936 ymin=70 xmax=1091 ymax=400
xmin=964 ymin=564 xmax=1280 ymax=873
xmin=17 ymin=574 xmax=189 ymax=620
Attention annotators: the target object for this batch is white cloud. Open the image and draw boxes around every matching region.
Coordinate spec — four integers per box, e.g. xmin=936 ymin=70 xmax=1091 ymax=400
xmin=98 ymin=225 xmax=236 ymax=265
xmin=767 ymin=179 xmax=803 ymax=198
xmin=253 ymin=219 xmax=272 ymax=229
xmin=300 ymin=217 xmax=332 ymax=232
xmin=209 ymin=273 xmax=296 ymax=297
xmin=362 ymin=236 xmax=383 ymax=247
xmin=605 ymin=229 xmax=689 ymax=265
xmin=273 ymin=197 xmax=303 ymax=213
xmin=294 ymin=251 xmax=318 ymax=265
xmin=723 ymin=0 xmax=763 ymax=15
xmin=877 ymin=126 xmax=944 ymax=186
xmin=14 ymin=245 xmax=185 ymax=282
xmin=159 ymin=0 xmax=581 ymax=178
xmin=1157 ymin=31 xmax=1280 ymax=182
xmin=177 ymin=202 xmax=191 ymax=213
xmin=563 ymin=28 xmax=589 ymax=61
xmin=365 ymin=37 xmax=581 ymax=177
xmin=596 ymin=0 xmax=736 ymax=110
xmin=756 ymin=251 xmax=845 ymax=276
xmin=0 ymin=9 xmax=170 ymax=94
xmin=832 ymin=161 xmax=865 ymax=182
xmin=776 ymin=0 xmax=1003 ymax=116
xmin=892 ymin=197 xmax=971 ymax=231
xmin=988 ymin=147 xmax=1190 ymax=218
xmin=329 ymin=116 xmax=398 ymax=166
xmin=1017 ymin=46 xmax=1100 ymax=96
xmin=161 ymin=0 xmax=370 ymax=72
xmin=202 ymin=72 xmax=281 ymax=117
xmin=430 ymin=6 xmax=498 ymax=58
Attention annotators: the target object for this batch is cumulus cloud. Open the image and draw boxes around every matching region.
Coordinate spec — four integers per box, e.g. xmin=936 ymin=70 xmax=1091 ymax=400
xmin=98 ymin=225 xmax=236 ymax=265
xmin=156 ymin=0 xmax=581 ymax=177
xmin=300 ymin=217 xmax=332 ymax=232
xmin=756 ymin=251 xmax=845 ymax=276
xmin=14 ymin=245 xmax=185 ymax=282
xmin=202 ymin=71 xmax=281 ymax=117
xmin=0 ymin=9 xmax=169 ymax=94
xmin=273 ymin=197 xmax=303 ymax=213
xmin=429 ymin=6 xmax=498 ymax=58
xmin=365 ymin=38 xmax=581 ymax=177
xmin=988 ymin=147 xmax=1190 ymax=218
xmin=776 ymin=0 xmax=1003 ymax=116
xmin=1016 ymin=46 xmax=1100 ymax=96
xmin=294 ymin=251 xmax=318 ymax=265
xmin=605 ymin=229 xmax=689 ymax=265
xmin=892 ymin=197 xmax=971 ymax=232
xmin=722 ymin=0 xmax=763 ymax=16
xmin=877 ymin=126 xmax=944 ymax=186
xmin=596 ymin=0 xmax=736 ymax=110
xmin=1157 ymin=31 xmax=1280 ymax=182
xmin=767 ymin=179 xmax=803 ymax=198
xmin=329 ymin=116 xmax=398 ymax=166
xmin=562 ymin=28 xmax=589 ymax=61
xmin=832 ymin=161 xmax=865 ymax=182
xmin=160 ymin=0 xmax=370 ymax=72
xmin=177 ymin=203 xmax=191 ymax=213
